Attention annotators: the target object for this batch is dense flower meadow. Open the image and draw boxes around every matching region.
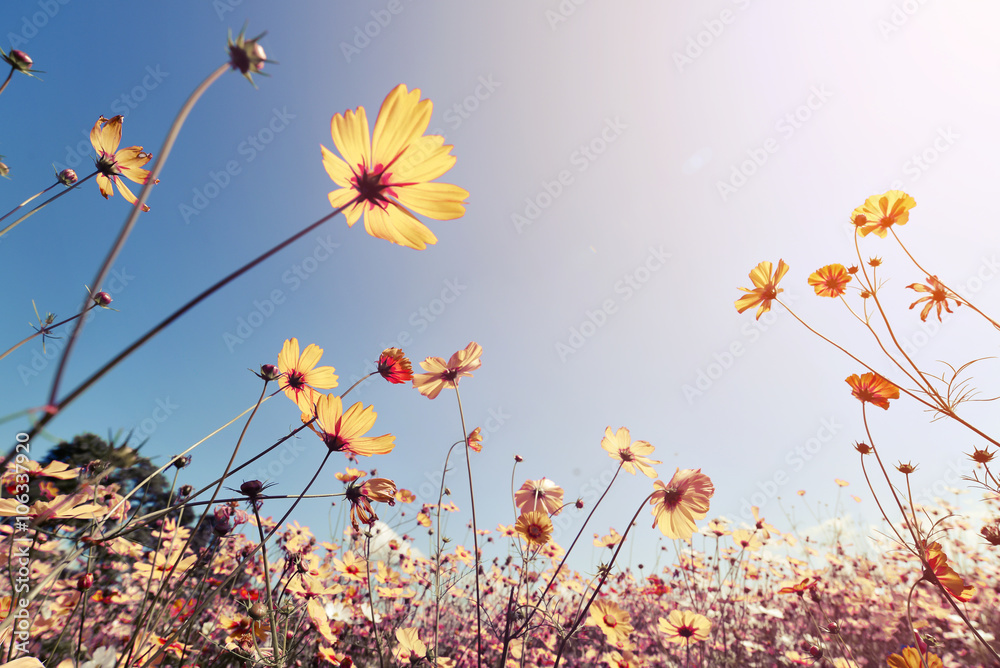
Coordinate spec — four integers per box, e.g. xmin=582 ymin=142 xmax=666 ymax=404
xmin=1 ymin=27 xmax=999 ymax=668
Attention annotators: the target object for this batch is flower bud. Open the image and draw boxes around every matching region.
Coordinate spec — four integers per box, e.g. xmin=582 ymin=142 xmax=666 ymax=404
xmin=92 ymin=291 xmax=113 ymax=307
xmin=172 ymin=455 xmax=191 ymax=469
xmin=248 ymin=601 xmax=268 ymax=621
xmin=240 ymin=480 xmax=265 ymax=499
xmin=58 ymin=169 xmax=78 ymax=186
xmin=259 ymin=363 xmax=280 ymax=381
xmin=809 ymin=645 xmax=822 ymax=659
xmin=76 ymin=572 xmax=94 ymax=591
xmin=8 ymin=50 xmax=33 ymax=72
xmin=179 ymin=484 xmax=195 ymax=498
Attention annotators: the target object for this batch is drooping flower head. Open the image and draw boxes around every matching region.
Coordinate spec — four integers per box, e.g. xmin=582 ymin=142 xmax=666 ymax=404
xmin=321 ymin=84 xmax=469 ymax=249
xmin=90 ymin=115 xmax=158 ymax=211
xmin=924 ymin=541 xmax=974 ymax=602
xmin=649 ymin=468 xmax=714 ymax=540
xmin=845 ymin=372 xmax=899 ymax=410
xmin=808 ymin=263 xmax=852 ymax=298
xmin=907 ymin=276 xmax=962 ymax=322
xmin=305 ymin=394 xmax=394 ymax=458
xmin=227 ymin=23 xmax=269 ymax=86
xmin=659 ymin=610 xmax=711 ymax=645
xmin=514 ymin=478 xmax=565 ymax=516
xmin=412 ymin=342 xmax=482 ymax=399
xmin=600 ymin=426 xmax=661 ymax=478
xmin=345 ymin=477 xmax=396 ymax=531
xmin=277 ymin=338 xmax=338 ymax=413
xmin=851 ymin=190 xmax=916 ymax=238
xmin=376 ymin=347 xmax=413 ymax=384
xmin=735 ymin=260 xmax=789 ymax=320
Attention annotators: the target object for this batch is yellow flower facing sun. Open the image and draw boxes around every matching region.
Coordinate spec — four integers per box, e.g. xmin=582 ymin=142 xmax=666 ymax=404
xmin=650 ymin=468 xmax=714 ymax=540
xmin=277 ymin=338 xmax=338 ymax=414
xmin=321 ymin=84 xmax=469 ymax=250
xmin=601 ymin=426 xmax=661 ymax=478
xmin=735 ymin=260 xmax=789 ymax=320
xmin=851 ymin=190 xmax=916 ymax=238
xmin=659 ymin=610 xmax=711 ymax=645
xmin=90 ymin=115 xmax=157 ymax=211
xmin=808 ymin=263 xmax=852 ymax=298
xmin=305 ymin=394 xmax=395 ymax=458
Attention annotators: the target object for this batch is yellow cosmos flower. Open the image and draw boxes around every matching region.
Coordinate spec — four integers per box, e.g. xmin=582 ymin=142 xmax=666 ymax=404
xmin=412 ymin=342 xmax=482 ymax=399
xmin=305 ymin=394 xmax=395 ymax=458
xmin=277 ymin=338 xmax=338 ymax=413
xmin=600 ymin=426 xmax=661 ymax=478
xmin=90 ymin=115 xmax=157 ymax=211
xmin=587 ymin=600 xmax=634 ymax=645
xmin=321 ymin=84 xmax=469 ymax=250
xmin=808 ymin=263 xmax=852 ymax=298
xmin=735 ymin=260 xmax=789 ymax=320
xmin=514 ymin=510 xmax=553 ymax=546
xmin=649 ymin=468 xmax=714 ymax=540
xmin=851 ymin=190 xmax=916 ymax=238
xmin=886 ymin=647 xmax=943 ymax=668
xmin=659 ymin=610 xmax=711 ymax=645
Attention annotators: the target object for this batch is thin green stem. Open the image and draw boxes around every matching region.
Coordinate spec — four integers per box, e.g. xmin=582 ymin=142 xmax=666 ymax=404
xmin=47 ymin=63 xmax=230 ymax=408
xmin=453 ymin=386 xmax=482 ymax=668
xmin=0 ymin=172 xmax=96 ymax=240
xmin=0 ymin=304 xmax=97 ymax=362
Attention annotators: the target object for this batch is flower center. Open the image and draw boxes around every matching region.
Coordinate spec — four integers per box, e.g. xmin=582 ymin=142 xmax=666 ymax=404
xmin=324 ymin=434 xmax=350 ymax=452
xmin=95 ymin=152 xmax=121 ymax=177
xmin=618 ymin=448 xmax=635 ymax=461
xmin=285 ymin=370 xmax=306 ymax=390
xmin=661 ymin=487 xmax=682 ymax=507
xmin=679 ymin=625 xmax=695 ymax=638
xmin=603 ymin=614 xmax=617 ymax=628
xmin=528 ymin=525 xmax=543 ymax=538
xmin=352 ymin=164 xmax=396 ymax=209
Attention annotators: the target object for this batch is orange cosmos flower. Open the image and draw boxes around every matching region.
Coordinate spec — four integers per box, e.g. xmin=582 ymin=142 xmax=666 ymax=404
xmin=649 ymin=468 xmax=714 ymax=540
xmin=808 ymin=263 xmax=852 ymax=298
xmin=90 ymin=115 xmax=158 ymax=211
xmin=321 ymin=84 xmax=469 ymax=250
xmin=735 ymin=259 xmax=789 ymax=320
xmin=345 ymin=477 xmax=396 ymax=532
xmin=514 ymin=510 xmax=553 ymax=546
xmin=593 ymin=527 xmax=624 ymax=549
xmin=659 ymin=610 xmax=711 ymax=645
xmin=278 ymin=338 xmax=338 ymax=413
xmin=306 ymin=394 xmax=394 ymax=458
xmin=778 ymin=577 xmax=819 ymax=596
xmin=851 ymin=190 xmax=916 ymax=238
xmin=412 ymin=342 xmax=482 ymax=399
xmin=907 ymin=275 xmax=962 ymax=322
xmin=845 ymin=372 xmax=899 ymax=410
xmin=924 ymin=542 xmax=974 ymax=601
xmin=587 ymin=600 xmax=634 ymax=645
xmin=514 ymin=478 xmax=565 ymax=516
xmin=376 ymin=347 xmax=413 ymax=384
xmin=600 ymin=426 xmax=661 ymax=478
xmin=466 ymin=426 xmax=483 ymax=452
xmin=886 ymin=647 xmax=943 ymax=668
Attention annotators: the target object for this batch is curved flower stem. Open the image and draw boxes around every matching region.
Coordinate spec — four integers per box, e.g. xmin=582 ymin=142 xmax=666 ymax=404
xmin=0 ymin=172 xmax=96 ymax=240
xmin=890 ymin=228 xmax=1000 ymax=331
xmin=0 ymin=181 xmax=57 ymax=226
xmin=15 ymin=204 xmax=346 ymax=449
xmin=432 ymin=440 xmax=460 ymax=661
xmin=508 ymin=463 xmax=623 ymax=652
xmin=252 ymin=501 xmax=282 ymax=668
xmin=904 ymin=580 xmax=932 ymax=668
xmin=854 ymin=234 xmax=942 ymax=403
xmin=364 ymin=533 xmax=385 ymax=668
xmin=0 ymin=67 xmax=13 ymax=97
xmin=453 ymin=385 xmax=482 ymax=668
xmin=859 ymin=453 xmax=911 ymax=551
xmin=551 ymin=492 xmax=656 ymax=668
xmin=137 ymin=449 xmax=334 ymax=668
xmin=47 ymin=63 xmax=230 ymax=409
xmin=0 ymin=303 xmax=97 ymax=362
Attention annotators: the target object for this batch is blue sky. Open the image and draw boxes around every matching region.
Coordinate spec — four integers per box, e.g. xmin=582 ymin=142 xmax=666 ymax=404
xmin=2 ymin=1 xmax=999 ymax=570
